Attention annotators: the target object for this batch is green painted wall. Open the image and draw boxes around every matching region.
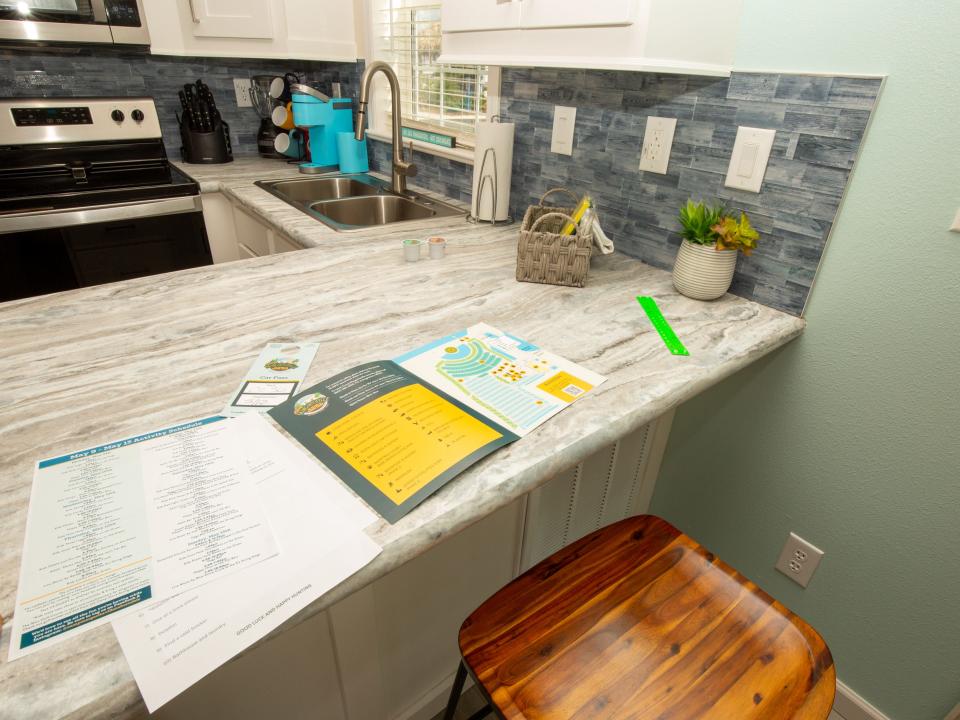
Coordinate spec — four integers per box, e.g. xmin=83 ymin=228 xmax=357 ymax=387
xmin=649 ymin=3 xmax=960 ymax=719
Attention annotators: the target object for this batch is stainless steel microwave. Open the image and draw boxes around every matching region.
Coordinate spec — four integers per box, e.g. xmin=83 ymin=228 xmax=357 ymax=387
xmin=0 ymin=0 xmax=149 ymax=46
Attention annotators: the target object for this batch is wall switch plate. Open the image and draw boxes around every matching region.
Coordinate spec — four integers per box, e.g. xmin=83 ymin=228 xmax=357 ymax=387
xmin=950 ymin=208 xmax=960 ymax=233
xmin=639 ymin=116 xmax=677 ymax=174
xmin=550 ymin=105 xmax=576 ymax=156
xmin=233 ymin=78 xmax=253 ymax=108
xmin=725 ymin=126 xmax=776 ymax=193
xmin=775 ymin=532 xmax=824 ymax=588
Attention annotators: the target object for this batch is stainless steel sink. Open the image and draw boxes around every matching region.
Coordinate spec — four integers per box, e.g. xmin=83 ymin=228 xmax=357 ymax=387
xmin=255 ymin=174 xmax=464 ymax=232
xmin=310 ymin=195 xmax=437 ymax=226
xmin=261 ymin=176 xmax=382 ymax=203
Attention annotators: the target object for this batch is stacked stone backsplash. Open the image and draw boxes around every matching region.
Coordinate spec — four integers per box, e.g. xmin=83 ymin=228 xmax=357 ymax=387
xmin=0 ymin=47 xmax=359 ymax=158
xmin=501 ymin=68 xmax=882 ymax=315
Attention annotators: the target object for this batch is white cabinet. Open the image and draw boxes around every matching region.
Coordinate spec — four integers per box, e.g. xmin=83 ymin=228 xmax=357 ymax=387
xmin=188 ymin=0 xmax=274 ymax=39
xmin=439 ymin=0 xmax=744 ymax=76
xmin=144 ymin=0 xmax=359 ymax=61
xmin=441 ymin=0 xmax=521 ymax=33
xmin=442 ymin=0 xmax=635 ymax=33
xmin=201 ymin=193 xmax=303 ymax=263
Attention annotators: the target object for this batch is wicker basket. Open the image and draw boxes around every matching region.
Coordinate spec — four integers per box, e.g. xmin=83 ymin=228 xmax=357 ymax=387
xmin=516 ymin=188 xmax=593 ymax=288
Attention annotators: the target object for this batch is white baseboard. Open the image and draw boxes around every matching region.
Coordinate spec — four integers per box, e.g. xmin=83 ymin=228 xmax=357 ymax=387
xmin=834 ymin=680 xmax=892 ymax=720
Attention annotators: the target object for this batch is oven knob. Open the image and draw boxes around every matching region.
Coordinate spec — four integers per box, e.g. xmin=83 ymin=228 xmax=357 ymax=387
xmin=111 ymin=109 xmax=125 ymax=123
xmin=131 ymin=109 xmax=145 ymax=123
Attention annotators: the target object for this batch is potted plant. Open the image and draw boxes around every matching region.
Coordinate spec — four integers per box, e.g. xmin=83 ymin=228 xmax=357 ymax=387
xmin=672 ymin=200 xmax=759 ymax=301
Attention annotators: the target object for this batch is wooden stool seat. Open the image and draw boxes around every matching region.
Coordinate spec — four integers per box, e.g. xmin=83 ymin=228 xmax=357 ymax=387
xmin=456 ymin=515 xmax=834 ymax=719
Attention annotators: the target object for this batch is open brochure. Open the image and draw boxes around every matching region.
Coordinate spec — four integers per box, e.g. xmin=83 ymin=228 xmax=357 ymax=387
xmin=268 ymin=323 xmax=605 ymax=522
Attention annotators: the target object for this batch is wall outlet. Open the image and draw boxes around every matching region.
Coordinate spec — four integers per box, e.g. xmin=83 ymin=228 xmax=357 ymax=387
xmin=550 ymin=105 xmax=576 ymax=156
xmin=950 ymin=208 xmax=960 ymax=233
xmin=775 ymin=532 xmax=824 ymax=588
xmin=233 ymin=78 xmax=253 ymax=108
xmin=639 ymin=116 xmax=677 ymax=174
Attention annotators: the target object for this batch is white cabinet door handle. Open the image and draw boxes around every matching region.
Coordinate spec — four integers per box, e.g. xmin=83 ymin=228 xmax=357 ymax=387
xmin=187 ymin=0 xmax=200 ymax=23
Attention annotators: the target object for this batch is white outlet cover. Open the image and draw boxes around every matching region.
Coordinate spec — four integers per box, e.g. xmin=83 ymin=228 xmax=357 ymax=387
xmin=639 ymin=116 xmax=677 ymax=174
xmin=550 ymin=105 xmax=576 ymax=156
xmin=775 ymin=532 xmax=824 ymax=588
xmin=725 ymin=126 xmax=776 ymax=193
xmin=950 ymin=208 xmax=960 ymax=233
xmin=233 ymin=78 xmax=253 ymax=108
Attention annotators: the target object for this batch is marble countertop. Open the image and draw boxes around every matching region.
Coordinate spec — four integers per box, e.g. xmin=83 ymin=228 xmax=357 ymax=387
xmin=0 ymin=156 xmax=805 ymax=719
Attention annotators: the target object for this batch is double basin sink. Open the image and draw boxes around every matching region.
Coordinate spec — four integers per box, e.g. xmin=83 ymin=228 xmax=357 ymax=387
xmin=255 ymin=174 xmax=464 ymax=232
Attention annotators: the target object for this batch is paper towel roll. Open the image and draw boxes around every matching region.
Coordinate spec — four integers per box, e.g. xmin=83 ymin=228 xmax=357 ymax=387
xmin=471 ymin=119 xmax=515 ymax=222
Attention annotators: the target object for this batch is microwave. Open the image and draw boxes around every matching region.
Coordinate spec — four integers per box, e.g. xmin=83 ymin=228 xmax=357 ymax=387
xmin=0 ymin=0 xmax=149 ymax=46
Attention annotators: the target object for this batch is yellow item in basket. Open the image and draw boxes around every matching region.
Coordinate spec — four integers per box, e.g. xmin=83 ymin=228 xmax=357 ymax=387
xmin=561 ymin=195 xmax=592 ymax=235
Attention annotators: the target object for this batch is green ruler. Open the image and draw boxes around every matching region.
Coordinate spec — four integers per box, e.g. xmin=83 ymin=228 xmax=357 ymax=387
xmin=636 ymin=296 xmax=689 ymax=356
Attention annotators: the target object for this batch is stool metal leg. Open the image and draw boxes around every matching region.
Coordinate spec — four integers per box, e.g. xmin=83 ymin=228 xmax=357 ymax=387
xmin=442 ymin=661 xmax=468 ymax=720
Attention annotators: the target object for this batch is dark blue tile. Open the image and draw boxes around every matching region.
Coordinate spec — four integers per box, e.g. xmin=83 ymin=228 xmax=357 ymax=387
xmin=827 ymin=77 xmax=883 ymax=108
xmin=727 ymin=72 xmax=779 ymax=100
xmin=775 ymin=75 xmax=833 ymax=103
xmin=794 ymin=134 xmax=861 ymax=169
xmin=782 ymin=109 xmax=839 ymax=135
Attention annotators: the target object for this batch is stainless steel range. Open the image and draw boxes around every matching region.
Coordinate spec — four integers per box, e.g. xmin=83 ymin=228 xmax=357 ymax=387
xmin=0 ymin=97 xmax=211 ymax=303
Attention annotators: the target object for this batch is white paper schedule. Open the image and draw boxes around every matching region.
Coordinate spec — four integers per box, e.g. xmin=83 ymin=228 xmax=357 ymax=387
xmin=7 ymin=417 xmax=278 ymax=661
xmin=113 ymin=414 xmax=380 ymax=712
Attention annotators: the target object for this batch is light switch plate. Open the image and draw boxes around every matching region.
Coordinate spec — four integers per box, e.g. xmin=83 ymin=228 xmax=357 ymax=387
xmin=950 ymin=208 xmax=960 ymax=233
xmin=550 ymin=105 xmax=576 ymax=156
xmin=233 ymin=78 xmax=253 ymax=108
xmin=639 ymin=116 xmax=677 ymax=174
xmin=725 ymin=126 xmax=776 ymax=193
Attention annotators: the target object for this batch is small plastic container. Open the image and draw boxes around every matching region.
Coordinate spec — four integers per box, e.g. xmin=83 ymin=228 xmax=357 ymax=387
xmin=428 ymin=236 xmax=446 ymax=259
xmin=402 ymin=239 xmax=422 ymax=262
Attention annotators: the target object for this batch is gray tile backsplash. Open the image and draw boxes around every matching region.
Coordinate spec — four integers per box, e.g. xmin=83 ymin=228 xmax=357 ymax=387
xmin=502 ymin=68 xmax=882 ymax=315
xmin=0 ymin=47 xmax=358 ymax=158
xmin=0 ymin=47 xmax=880 ymax=316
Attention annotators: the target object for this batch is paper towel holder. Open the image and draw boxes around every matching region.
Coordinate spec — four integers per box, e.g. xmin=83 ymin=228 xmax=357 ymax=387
xmin=466 ymin=116 xmax=514 ymax=226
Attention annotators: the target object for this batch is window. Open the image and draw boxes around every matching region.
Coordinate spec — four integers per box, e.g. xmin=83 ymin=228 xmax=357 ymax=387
xmin=373 ymin=0 xmax=496 ymax=149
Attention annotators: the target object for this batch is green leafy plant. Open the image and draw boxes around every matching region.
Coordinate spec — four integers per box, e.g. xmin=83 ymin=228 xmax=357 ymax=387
xmin=712 ymin=213 xmax=760 ymax=255
xmin=678 ymin=200 xmax=725 ymax=245
xmin=677 ymin=200 xmax=760 ymax=255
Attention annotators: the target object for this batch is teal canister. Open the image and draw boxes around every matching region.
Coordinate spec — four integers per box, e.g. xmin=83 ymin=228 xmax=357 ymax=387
xmin=337 ymin=132 xmax=369 ymax=173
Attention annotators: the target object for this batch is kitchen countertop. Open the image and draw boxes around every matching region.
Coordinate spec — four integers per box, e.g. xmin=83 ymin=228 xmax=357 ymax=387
xmin=0 ymin=156 xmax=805 ymax=719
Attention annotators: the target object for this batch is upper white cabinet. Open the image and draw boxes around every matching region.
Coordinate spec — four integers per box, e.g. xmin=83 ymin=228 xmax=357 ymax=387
xmin=441 ymin=0 xmax=521 ymax=33
xmin=439 ymin=0 xmax=744 ymax=77
xmin=443 ymin=0 xmax=636 ymax=33
xmin=188 ymin=0 xmax=274 ymax=39
xmin=144 ymin=0 xmax=360 ymax=61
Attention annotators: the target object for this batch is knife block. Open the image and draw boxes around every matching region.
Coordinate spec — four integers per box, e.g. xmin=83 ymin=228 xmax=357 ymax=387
xmin=180 ymin=118 xmax=233 ymax=164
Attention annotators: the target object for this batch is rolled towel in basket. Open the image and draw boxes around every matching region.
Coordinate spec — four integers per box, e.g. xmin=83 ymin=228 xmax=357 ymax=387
xmin=582 ymin=207 xmax=615 ymax=255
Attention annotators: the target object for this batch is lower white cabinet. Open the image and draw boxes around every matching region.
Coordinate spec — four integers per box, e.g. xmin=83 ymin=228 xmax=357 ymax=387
xmin=201 ymin=193 xmax=303 ymax=263
xmin=147 ymin=411 xmax=675 ymax=719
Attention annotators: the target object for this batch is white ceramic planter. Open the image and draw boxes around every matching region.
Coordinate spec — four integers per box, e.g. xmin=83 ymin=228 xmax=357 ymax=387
xmin=672 ymin=239 xmax=738 ymax=300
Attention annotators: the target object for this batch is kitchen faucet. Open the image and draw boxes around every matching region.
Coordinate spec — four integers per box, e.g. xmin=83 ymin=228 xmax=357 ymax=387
xmin=354 ymin=60 xmax=417 ymax=195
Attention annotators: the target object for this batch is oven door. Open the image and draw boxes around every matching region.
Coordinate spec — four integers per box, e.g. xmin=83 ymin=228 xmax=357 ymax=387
xmin=0 ymin=0 xmax=148 ymax=45
xmin=0 ymin=196 xmax=212 ymax=303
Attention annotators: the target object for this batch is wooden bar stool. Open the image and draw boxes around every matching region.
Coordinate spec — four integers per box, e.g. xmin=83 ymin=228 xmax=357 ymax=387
xmin=443 ymin=515 xmax=834 ymax=720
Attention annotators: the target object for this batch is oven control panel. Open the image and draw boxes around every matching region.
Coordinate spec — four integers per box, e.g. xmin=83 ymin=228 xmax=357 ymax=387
xmin=12 ymin=106 xmax=93 ymax=127
xmin=0 ymin=98 xmax=162 ymax=145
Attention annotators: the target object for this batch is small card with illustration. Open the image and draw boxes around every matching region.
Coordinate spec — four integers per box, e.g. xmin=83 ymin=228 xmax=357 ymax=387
xmin=221 ymin=342 xmax=319 ymax=416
